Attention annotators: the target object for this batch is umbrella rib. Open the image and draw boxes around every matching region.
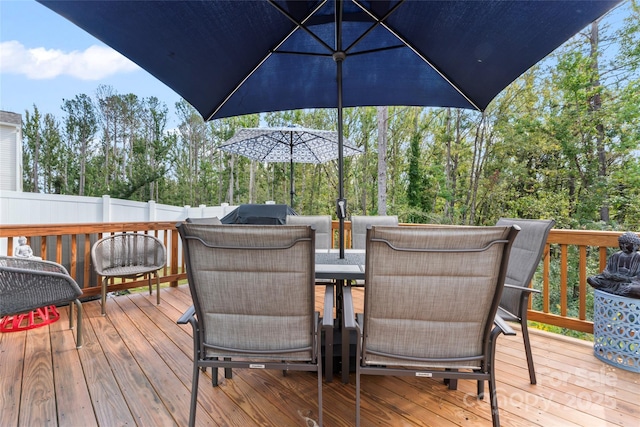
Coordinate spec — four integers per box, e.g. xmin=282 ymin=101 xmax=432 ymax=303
xmin=343 ymin=0 xmax=406 ymax=55
xmin=268 ymin=0 xmax=335 ymax=54
xmin=300 ymin=135 xmax=333 ymax=163
xmin=352 ymin=0 xmax=481 ymax=111
xmin=206 ymin=1 xmax=329 ymax=121
xmin=346 ymin=44 xmax=406 ymax=57
xmin=272 ymin=50 xmax=333 ymax=58
xmin=258 ymin=133 xmax=291 ymax=161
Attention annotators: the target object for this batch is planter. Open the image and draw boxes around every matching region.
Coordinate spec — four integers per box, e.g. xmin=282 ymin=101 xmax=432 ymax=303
xmin=593 ymin=289 xmax=640 ymax=373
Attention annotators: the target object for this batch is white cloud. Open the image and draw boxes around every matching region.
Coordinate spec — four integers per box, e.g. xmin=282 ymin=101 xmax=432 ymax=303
xmin=0 ymin=40 xmax=139 ymax=80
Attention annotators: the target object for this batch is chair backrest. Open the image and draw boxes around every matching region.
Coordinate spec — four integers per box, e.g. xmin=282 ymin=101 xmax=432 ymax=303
xmin=91 ymin=233 xmax=166 ymax=274
xmin=286 ymin=215 xmax=332 ymax=249
xmin=185 ymin=217 xmax=222 ymax=225
xmin=362 ymin=225 xmax=518 ymax=369
xmin=177 ymin=223 xmax=316 ymax=360
xmin=350 ymin=215 xmax=398 ymax=249
xmin=495 ymin=218 xmax=555 ymax=316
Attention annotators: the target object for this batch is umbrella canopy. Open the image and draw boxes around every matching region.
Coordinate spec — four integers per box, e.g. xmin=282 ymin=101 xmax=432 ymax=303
xmin=39 ymin=0 xmax=621 ymax=255
xmin=38 ymin=1 xmax=621 ymax=117
xmin=218 ymin=126 xmax=362 ymax=207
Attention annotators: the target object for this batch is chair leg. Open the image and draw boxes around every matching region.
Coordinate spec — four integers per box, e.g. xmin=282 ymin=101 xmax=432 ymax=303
xmin=224 ymin=358 xmax=232 ymax=379
xmin=355 ymin=330 xmax=362 ymax=427
xmin=155 ymin=272 xmax=161 ymax=305
xmin=69 ymin=298 xmax=75 ymax=330
xmin=445 ymin=369 xmax=458 ymax=390
xmin=74 ymin=299 xmax=83 ymax=349
xmin=317 ymin=336 xmax=323 ymax=426
xmin=101 ymin=277 xmax=108 ymax=316
xmin=211 ymin=359 xmax=219 ymax=387
xmin=189 ymin=360 xmax=201 ymax=427
xmin=489 ymin=371 xmax=500 ymax=427
xmin=521 ymin=320 xmax=536 ymax=384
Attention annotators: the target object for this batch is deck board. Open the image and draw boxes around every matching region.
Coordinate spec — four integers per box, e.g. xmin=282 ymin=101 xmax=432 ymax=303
xmin=71 ymin=301 xmax=136 ymax=427
xmin=21 ymin=324 xmax=56 ymax=426
xmin=49 ymin=313 xmax=96 ymax=427
xmin=0 ymin=330 xmax=25 ymax=426
xmin=1 ymin=284 xmax=638 ymax=427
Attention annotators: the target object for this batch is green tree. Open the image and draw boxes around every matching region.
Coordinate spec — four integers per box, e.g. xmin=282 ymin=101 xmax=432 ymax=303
xmin=62 ymin=94 xmax=97 ymax=196
xmin=22 ymin=106 xmax=42 ymax=192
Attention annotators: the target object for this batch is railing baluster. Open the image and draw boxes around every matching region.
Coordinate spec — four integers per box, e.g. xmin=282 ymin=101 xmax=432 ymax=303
xmin=543 ymin=244 xmax=551 ymax=314
xmin=579 ymin=246 xmax=588 ymax=320
xmin=560 ymin=244 xmax=568 ymax=317
xmin=1 ymin=222 xmax=635 ymax=334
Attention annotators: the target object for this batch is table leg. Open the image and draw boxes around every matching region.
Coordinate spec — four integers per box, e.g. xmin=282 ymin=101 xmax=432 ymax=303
xmin=335 ymin=279 xmax=343 ymax=326
xmin=338 ymin=280 xmax=352 ymax=384
xmin=325 ymin=323 xmax=333 ymax=383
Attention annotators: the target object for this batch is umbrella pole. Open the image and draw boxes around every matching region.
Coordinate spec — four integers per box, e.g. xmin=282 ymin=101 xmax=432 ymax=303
xmin=335 ymin=0 xmax=345 ymax=259
xmin=290 ymin=155 xmax=294 ymax=208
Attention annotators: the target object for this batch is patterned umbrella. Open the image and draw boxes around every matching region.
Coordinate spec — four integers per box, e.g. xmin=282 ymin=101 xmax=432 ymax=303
xmin=218 ymin=126 xmax=361 ymax=207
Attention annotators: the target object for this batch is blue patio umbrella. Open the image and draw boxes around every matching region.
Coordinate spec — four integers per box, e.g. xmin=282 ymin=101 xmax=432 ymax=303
xmin=38 ymin=0 xmax=621 ymax=256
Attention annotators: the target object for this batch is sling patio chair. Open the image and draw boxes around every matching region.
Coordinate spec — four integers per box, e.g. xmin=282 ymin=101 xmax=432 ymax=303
xmin=349 ymin=215 xmax=399 ymax=287
xmin=495 ymin=218 xmax=555 ymax=384
xmin=350 ymin=215 xmax=398 ymax=250
xmin=286 ymin=215 xmax=333 ymax=250
xmin=0 ymin=256 xmax=83 ymax=348
xmin=176 ymin=223 xmax=331 ymax=427
xmin=346 ymin=224 xmax=519 ymax=427
xmin=91 ymin=233 xmax=166 ymax=315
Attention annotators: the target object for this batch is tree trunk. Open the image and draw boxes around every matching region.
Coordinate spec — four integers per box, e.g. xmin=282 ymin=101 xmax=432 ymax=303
xmin=227 ymin=155 xmax=235 ymax=203
xmin=79 ymin=138 xmax=86 ymax=196
xmin=444 ymin=109 xmax=452 ymax=220
xmin=249 ymin=160 xmax=256 ymax=203
xmin=589 ymin=22 xmax=610 ymax=222
xmin=376 ymin=106 xmax=388 ymax=215
xmin=467 ymin=113 xmax=486 ymax=224
xmin=32 ymin=127 xmax=40 ymax=193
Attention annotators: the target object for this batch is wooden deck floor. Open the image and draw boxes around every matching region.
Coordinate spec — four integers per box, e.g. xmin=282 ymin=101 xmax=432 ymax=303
xmin=1 ymin=285 xmax=638 ymax=427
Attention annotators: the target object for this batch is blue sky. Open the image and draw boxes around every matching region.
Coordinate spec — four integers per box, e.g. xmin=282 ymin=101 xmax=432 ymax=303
xmin=1 ymin=0 xmax=182 ymax=125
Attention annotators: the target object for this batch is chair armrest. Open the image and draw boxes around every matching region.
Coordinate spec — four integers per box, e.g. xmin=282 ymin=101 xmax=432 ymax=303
xmin=322 ymin=285 xmax=334 ymax=328
xmin=177 ymin=305 xmax=196 ymax=324
xmin=355 ymin=312 xmax=363 ymax=328
xmin=494 ymin=314 xmax=516 ymax=336
xmin=504 ymin=283 xmax=541 ymax=294
xmin=343 ymin=286 xmax=356 ymax=329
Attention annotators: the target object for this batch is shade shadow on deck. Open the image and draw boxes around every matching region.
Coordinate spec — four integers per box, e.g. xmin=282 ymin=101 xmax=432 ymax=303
xmin=1 ymin=285 xmax=638 ymax=426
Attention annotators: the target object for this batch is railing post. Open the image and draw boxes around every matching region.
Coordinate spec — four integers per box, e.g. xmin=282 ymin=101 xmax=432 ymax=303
xmin=148 ymin=200 xmax=157 ymax=221
xmin=102 ymin=195 xmax=111 ymax=222
xmin=171 ymin=228 xmax=180 ymax=287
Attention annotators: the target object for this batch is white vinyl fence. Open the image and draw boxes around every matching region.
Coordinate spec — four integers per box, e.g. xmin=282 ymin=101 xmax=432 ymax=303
xmin=0 ymin=190 xmax=237 ymax=255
